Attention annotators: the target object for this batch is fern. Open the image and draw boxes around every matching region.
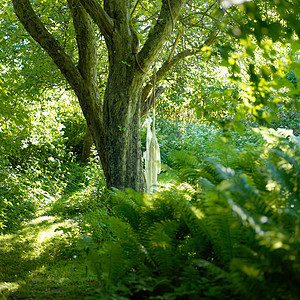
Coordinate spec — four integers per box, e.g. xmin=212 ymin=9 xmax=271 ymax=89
xmin=228 ymin=197 xmax=300 ymax=300
xmin=225 ymin=137 xmax=300 ymax=299
xmin=200 ymin=188 xmax=241 ymax=266
xmin=145 ymin=220 xmax=180 ymax=275
xmin=82 ymin=129 xmax=300 ymax=299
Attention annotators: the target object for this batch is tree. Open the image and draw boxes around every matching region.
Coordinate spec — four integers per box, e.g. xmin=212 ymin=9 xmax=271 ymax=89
xmin=11 ymin=0 xmax=298 ymax=192
xmin=11 ymin=0 xmax=220 ymax=191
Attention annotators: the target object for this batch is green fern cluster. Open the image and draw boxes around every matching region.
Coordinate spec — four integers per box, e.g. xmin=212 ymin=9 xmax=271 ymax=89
xmin=82 ymin=188 xmax=233 ymax=299
xmin=83 ymin=129 xmax=299 ymax=299
xmin=171 ymin=129 xmax=300 ymax=299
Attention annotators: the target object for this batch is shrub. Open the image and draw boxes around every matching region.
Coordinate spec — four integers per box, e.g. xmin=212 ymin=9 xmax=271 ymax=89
xmin=0 ymin=157 xmax=36 ymax=232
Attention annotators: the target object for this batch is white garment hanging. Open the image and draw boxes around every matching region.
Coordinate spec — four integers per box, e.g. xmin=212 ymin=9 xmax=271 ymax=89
xmin=144 ymin=115 xmax=161 ymax=193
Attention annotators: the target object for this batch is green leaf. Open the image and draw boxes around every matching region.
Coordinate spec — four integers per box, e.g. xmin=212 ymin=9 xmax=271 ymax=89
xmin=293 ymin=64 xmax=300 ymax=78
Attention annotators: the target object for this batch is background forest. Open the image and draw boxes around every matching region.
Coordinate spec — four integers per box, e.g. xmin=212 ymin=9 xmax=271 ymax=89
xmin=0 ymin=0 xmax=299 ymax=299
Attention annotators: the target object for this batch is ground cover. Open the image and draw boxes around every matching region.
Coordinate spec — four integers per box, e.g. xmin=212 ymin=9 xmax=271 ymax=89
xmin=0 ymin=126 xmax=299 ymax=300
xmin=0 ymin=209 xmax=98 ymax=299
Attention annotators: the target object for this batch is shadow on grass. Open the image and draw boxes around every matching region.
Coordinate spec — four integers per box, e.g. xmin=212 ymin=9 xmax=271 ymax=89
xmin=47 ymin=186 xmax=104 ymax=219
xmin=0 ymin=215 xmax=99 ymax=299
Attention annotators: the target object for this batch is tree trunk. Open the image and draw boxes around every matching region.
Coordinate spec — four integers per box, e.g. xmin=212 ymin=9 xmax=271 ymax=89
xmin=87 ymin=0 xmax=147 ymax=192
xmin=102 ymin=80 xmax=145 ymax=191
xmin=101 ymin=46 xmax=146 ymax=191
xmin=81 ymin=125 xmax=93 ymax=162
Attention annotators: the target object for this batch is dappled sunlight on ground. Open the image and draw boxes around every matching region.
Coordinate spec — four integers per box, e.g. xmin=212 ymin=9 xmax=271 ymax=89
xmin=0 ymin=213 xmax=97 ymax=299
xmin=27 ymin=215 xmax=57 ymax=225
xmin=0 ymin=282 xmax=19 ymax=299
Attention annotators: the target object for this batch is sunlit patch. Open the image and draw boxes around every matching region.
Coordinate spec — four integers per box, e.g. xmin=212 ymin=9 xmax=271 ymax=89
xmin=0 ymin=282 xmax=19 ymax=297
xmin=142 ymin=193 xmax=154 ymax=208
xmin=0 ymin=234 xmax=15 ymax=251
xmin=241 ymin=265 xmax=262 ymax=279
xmin=36 ymin=223 xmax=62 ymax=244
xmin=266 ymin=180 xmax=280 ymax=192
xmin=17 ymin=216 xmax=76 ymax=260
xmin=190 ymin=206 xmax=204 ymax=220
xmin=27 ymin=216 xmax=57 ymax=225
xmin=151 ymin=240 xmax=170 ymax=250
xmin=27 ymin=265 xmax=49 ymax=279
xmin=260 ymin=216 xmax=268 ymax=224
xmin=272 ymin=241 xmax=283 ymax=249
xmin=221 ymin=0 xmax=252 ymax=9
xmin=178 ymin=182 xmax=195 ymax=200
xmin=278 ymin=160 xmax=293 ymax=171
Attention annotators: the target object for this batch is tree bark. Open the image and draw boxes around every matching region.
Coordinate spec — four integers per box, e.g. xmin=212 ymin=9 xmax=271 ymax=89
xmin=81 ymin=126 xmax=94 ymax=163
xmin=100 ymin=0 xmax=147 ymax=191
xmin=102 ymin=65 xmax=146 ymax=191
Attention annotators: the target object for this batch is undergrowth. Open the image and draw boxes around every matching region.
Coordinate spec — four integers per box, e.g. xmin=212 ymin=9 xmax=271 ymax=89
xmin=1 ymin=127 xmax=299 ymax=299
xmin=81 ymin=128 xmax=299 ymax=299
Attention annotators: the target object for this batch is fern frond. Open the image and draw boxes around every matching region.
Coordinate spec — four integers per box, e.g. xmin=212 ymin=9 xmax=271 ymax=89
xmin=107 ymin=188 xmax=145 ymax=231
xmin=200 ymin=171 xmax=259 ymax=265
xmin=203 ymin=207 xmax=237 ymax=265
xmin=170 ymin=151 xmax=224 ymax=185
xmin=267 ymin=147 xmax=300 ymax=207
xmin=145 ymin=220 xmax=180 ymax=275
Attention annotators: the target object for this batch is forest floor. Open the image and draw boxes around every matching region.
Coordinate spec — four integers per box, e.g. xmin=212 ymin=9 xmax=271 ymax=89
xmin=0 ymin=208 xmax=99 ymax=300
xmin=0 ymin=172 xmax=174 ymax=300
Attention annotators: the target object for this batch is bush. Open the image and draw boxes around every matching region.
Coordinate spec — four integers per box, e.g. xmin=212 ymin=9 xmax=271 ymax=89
xmin=49 ymin=156 xmax=106 ymax=218
xmin=151 ymin=119 xmax=221 ymax=167
xmin=61 ymin=110 xmax=86 ymax=160
xmin=0 ymin=157 xmax=36 ymax=232
xmin=0 ymin=91 xmax=90 ymax=232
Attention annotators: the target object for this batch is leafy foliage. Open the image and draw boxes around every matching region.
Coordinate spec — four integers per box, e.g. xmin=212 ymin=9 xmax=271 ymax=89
xmin=1 ymin=0 xmax=299 ymax=298
xmin=82 ymin=129 xmax=299 ymax=299
xmin=0 ymin=98 xmax=94 ymax=234
xmin=0 ymin=158 xmax=35 ymax=232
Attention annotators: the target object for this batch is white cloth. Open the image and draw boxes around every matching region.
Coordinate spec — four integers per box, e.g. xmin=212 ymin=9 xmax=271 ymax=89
xmin=145 ymin=117 xmax=161 ymax=193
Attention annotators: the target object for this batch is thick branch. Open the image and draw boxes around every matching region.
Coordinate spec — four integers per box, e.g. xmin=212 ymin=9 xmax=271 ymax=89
xmin=67 ymin=0 xmax=104 ymax=140
xmin=137 ymin=0 xmax=186 ymax=73
xmin=141 ymin=86 xmax=165 ymax=118
xmin=12 ymin=0 xmax=84 ymax=92
xmin=12 ymin=0 xmax=107 ymax=174
xmin=78 ymin=0 xmax=114 ymax=38
xmin=68 ymin=0 xmax=98 ymax=84
xmin=141 ymin=49 xmax=198 ymax=101
xmin=141 ymin=31 xmax=217 ymax=110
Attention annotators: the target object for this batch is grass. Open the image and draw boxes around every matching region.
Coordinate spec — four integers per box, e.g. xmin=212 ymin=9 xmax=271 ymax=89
xmin=0 ymin=170 xmax=171 ymax=300
xmin=0 ymin=158 xmax=106 ymax=299
xmin=0 ymin=208 xmax=99 ymax=299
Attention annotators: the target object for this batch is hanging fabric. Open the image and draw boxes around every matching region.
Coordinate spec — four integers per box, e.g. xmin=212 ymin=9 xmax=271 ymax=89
xmin=145 ymin=109 xmax=161 ymax=193
xmin=144 ymin=116 xmax=152 ymax=192
xmin=144 ymin=64 xmax=161 ymax=193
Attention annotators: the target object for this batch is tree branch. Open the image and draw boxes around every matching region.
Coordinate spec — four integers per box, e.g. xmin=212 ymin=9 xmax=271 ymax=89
xmin=141 ymin=86 xmax=165 ymax=118
xmin=68 ymin=0 xmax=98 ymax=84
xmin=79 ymin=0 xmax=114 ymax=38
xmin=131 ymin=0 xmax=142 ymax=16
xmin=141 ymin=31 xmax=217 ymax=111
xmin=67 ymin=0 xmax=104 ymax=133
xmin=12 ymin=0 xmax=84 ymax=93
xmin=167 ymin=29 xmax=182 ymax=63
xmin=12 ymin=0 xmax=106 ymax=164
xmin=137 ymin=0 xmax=186 ymax=73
